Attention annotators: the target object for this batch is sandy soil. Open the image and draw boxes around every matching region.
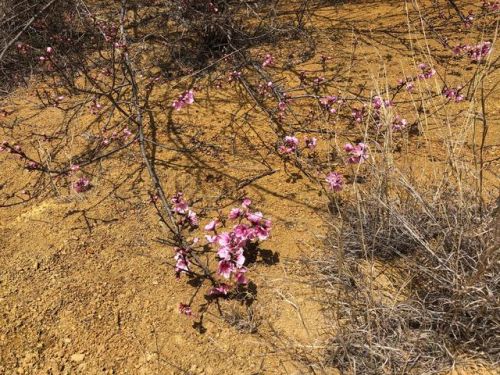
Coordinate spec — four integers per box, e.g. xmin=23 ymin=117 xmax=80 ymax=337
xmin=0 ymin=1 xmax=498 ymax=374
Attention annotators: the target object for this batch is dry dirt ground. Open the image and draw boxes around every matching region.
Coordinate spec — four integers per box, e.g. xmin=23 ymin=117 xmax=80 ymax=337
xmin=0 ymin=1 xmax=499 ymax=374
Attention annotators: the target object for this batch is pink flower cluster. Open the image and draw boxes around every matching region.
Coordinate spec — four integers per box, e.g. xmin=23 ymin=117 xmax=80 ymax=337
xmin=95 ymin=20 xmax=118 ymax=43
xmin=52 ymin=95 xmax=65 ymax=107
xmin=313 ymin=76 xmax=326 ymax=86
xmin=483 ymin=1 xmax=499 ymax=11
xmin=38 ymin=46 xmax=54 ymax=63
xmin=325 ymin=172 xmax=343 ymax=191
xmin=73 ymin=177 xmax=91 ymax=193
xmin=205 ymin=198 xmax=271 ymax=287
xmin=463 ymin=12 xmax=474 ymax=28
xmin=278 ymin=136 xmax=299 ymax=154
xmin=278 ymin=135 xmax=317 ymax=154
xmin=172 ymin=90 xmax=195 ymax=111
xmin=453 ymin=42 xmax=492 ymax=62
xmin=228 ymin=71 xmax=241 ymax=82
xmin=417 ymin=63 xmax=436 ymax=80
xmin=372 ymin=96 xmax=392 ymax=111
xmin=392 ymin=115 xmax=408 ymax=132
xmin=262 ymin=54 xmax=274 ymax=68
xmin=344 ymin=142 xmax=368 ymax=164
xmin=26 ymin=161 xmax=40 ymax=171
xmin=442 ymin=86 xmax=464 ymax=103
xmin=319 ymin=95 xmax=341 ymax=114
xmin=305 ymin=137 xmax=317 ymax=150
xmin=351 ymin=107 xmax=365 ymax=123
xmin=398 ymin=78 xmax=415 ymax=92
xmin=89 ymin=99 xmax=102 ymax=115
xmin=0 ymin=142 xmax=21 ymax=155
xmin=207 ymin=283 xmax=231 ymax=297
xmin=16 ymin=42 xmax=30 ymax=55
xmin=258 ymin=81 xmax=273 ymax=97
xmin=178 ymin=303 xmax=192 ymax=317
xmin=171 ymin=192 xmax=199 ymax=228
xmin=277 ymin=95 xmax=291 ymax=121
xmin=174 ymin=246 xmax=191 ymax=276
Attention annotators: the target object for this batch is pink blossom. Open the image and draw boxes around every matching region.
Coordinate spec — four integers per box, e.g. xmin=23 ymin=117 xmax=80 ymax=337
xmin=178 ymin=303 xmax=192 ymax=316
xmin=217 ymin=246 xmax=231 ymax=260
xmin=278 ymin=135 xmax=299 ymax=154
xmin=305 ymin=137 xmax=317 ymax=150
xmin=406 ymin=81 xmax=415 ymax=92
xmin=234 ymin=268 xmax=248 ymax=285
xmin=26 ymin=161 xmax=39 ymax=171
xmin=229 ymin=71 xmax=241 ymax=82
xmin=208 ymin=283 xmax=231 ymax=296
xmin=262 ymin=54 xmax=274 ymax=68
xmin=453 ymin=44 xmax=467 ymax=55
xmin=468 ymin=41 xmax=492 ymax=62
xmin=278 ymin=101 xmax=287 ymax=112
xmin=205 ymin=234 xmax=218 ymax=243
xmin=218 ymin=260 xmax=234 ymax=279
xmin=73 ymin=177 xmax=91 ymax=193
xmin=234 ymin=249 xmax=246 ymax=267
xmin=344 ymin=142 xmax=368 ymax=164
xmin=204 ymin=219 xmax=219 ymax=231
xmin=319 ymin=96 xmax=339 ymax=114
xmin=46 ymin=47 xmax=54 ymax=55
xmin=325 ymin=172 xmax=343 ymax=191
xmin=442 ymin=86 xmax=464 ymax=103
xmin=186 ymin=210 xmax=199 ymax=227
xmin=171 ymin=192 xmax=189 ymax=214
xmin=217 ymin=232 xmax=231 ymax=247
xmin=464 ymin=12 xmax=474 ymax=28
xmin=123 ymin=128 xmax=132 ymax=137
xmin=16 ymin=42 xmax=29 ymax=54
xmin=483 ymin=1 xmax=500 ymax=12
xmin=392 ymin=116 xmax=408 ymax=131
xmin=417 ymin=63 xmax=436 ymax=80
xmin=313 ymin=76 xmax=325 ymax=86
xmin=229 ymin=207 xmax=243 ymax=220
xmin=89 ymin=101 xmax=102 ymax=115
xmin=247 ymin=211 xmax=263 ymax=225
xmin=351 ymin=107 xmax=365 ymax=123
xmin=233 ymin=224 xmax=250 ymax=239
xmin=242 ymin=198 xmax=252 ymax=208
xmin=372 ymin=96 xmax=392 ymax=110
xmin=253 ymin=219 xmax=271 ymax=241
xmin=258 ymin=81 xmax=274 ymax=96
xmin=172 ymin=90 xmax=195 ymax=111
xmin=174 ymin=247 xmax=190 ymax=276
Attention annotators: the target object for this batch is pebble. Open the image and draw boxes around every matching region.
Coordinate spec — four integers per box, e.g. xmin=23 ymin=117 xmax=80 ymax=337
xmin=70 ymin=353 xmax=85 ymax=363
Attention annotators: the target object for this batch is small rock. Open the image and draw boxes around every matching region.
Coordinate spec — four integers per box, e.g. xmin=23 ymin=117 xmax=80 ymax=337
xmin=70 ymin=353 xmax=85 ymax=363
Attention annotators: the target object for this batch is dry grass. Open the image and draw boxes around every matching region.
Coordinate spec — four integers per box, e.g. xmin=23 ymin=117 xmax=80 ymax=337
xmin=322 ymin=180 xmax=498 ymax=374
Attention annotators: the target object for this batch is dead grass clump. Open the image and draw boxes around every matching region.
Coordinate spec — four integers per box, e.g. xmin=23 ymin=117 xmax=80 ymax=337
xmin=324 ymin=181 xmax=499 ymax=374
xmin=222 ymin=302 xmax=262 ymax=334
